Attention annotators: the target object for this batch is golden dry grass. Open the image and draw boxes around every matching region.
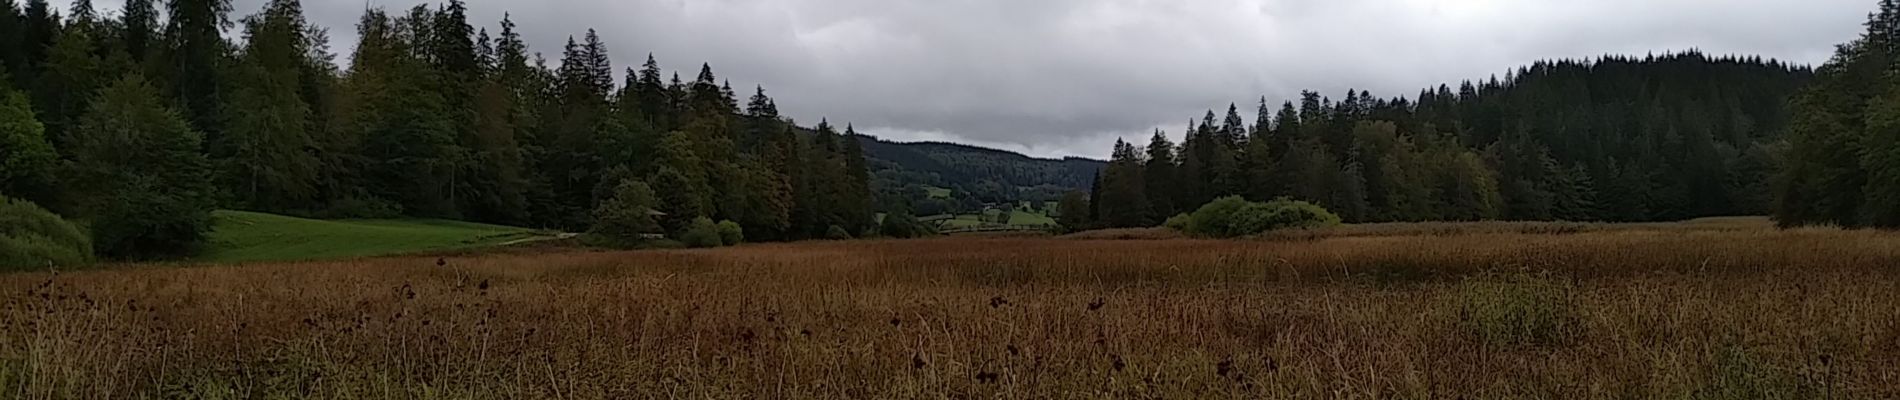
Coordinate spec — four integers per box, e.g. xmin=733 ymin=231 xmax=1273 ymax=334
xmin=4 ymin=221 xmax=1900 ymax=398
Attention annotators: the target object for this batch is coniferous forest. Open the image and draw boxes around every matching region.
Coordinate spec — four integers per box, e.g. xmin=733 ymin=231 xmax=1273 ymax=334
xmin=0 ymin=0 xmax=875 ymax=259
xmin=1082 ymin=53 xmax=1816 ymax=228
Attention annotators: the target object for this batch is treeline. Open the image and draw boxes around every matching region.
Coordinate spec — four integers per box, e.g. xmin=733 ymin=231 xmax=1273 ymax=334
xmin=0 ymin=0 xmax=874 ymax=260
xmin=1778 ymin=0 xmax=1900 ymax=229
xmin=1076 ymin=52 xmax=1812 ymax=228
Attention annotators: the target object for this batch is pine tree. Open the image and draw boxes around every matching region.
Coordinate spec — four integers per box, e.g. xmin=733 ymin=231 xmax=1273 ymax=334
xmin=1143 ymin=130 xmax=1177 ymax=218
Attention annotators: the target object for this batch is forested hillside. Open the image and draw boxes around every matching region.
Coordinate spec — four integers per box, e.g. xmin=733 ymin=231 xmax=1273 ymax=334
xmin=859 ymin=136 xmax=1103 ymax=204
xmin=1080 ymin=52 xmax=1813 ymax=228
xmin=0 ymin=0 xmax=875 ymax=260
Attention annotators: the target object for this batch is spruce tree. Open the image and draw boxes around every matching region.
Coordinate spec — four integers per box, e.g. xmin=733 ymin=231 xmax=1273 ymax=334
xmin=1143 ymin=130 xmax=1177 ymax=218
xmin=163 ymin=0 xmax=234 ymax=137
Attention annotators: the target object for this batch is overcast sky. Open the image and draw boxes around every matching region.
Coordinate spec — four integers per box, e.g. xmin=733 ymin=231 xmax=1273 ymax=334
xmin=63 ymin=0 xmax=1876 ymax=158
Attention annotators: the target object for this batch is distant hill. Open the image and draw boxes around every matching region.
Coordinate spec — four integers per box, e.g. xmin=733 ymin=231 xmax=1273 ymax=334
xmin=855 ymin=136 xmax=1105 ymax=202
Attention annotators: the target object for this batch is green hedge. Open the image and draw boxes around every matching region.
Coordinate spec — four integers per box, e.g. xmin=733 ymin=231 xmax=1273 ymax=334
xmin=1180 ymin=196 xmax=1342 ymax=238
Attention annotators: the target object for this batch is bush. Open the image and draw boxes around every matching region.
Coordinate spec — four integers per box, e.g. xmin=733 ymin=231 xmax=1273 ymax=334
xmin=1162 ymin=213 xmax=1191 ymax=231
xmin=1183 ymin=196 xmax=1342 ymax=238
xmin=716 ymin=220 xmax=744 ymax=245
xmin=880 ymin=212 xmax=936 ymax=239
xmin=679 ymin=217 xmax=724 ymax=248
xmin=1452 ymin=272 xmax=1580 ymax=347
xmin=0 ymin=195 xmax=93 ymax=270
xmin=588 ymin=179 xmax=662 ymax=244
xmin=825 ymin=225 xmax=852 ymax=240
xmin=1185 ymin=196 xmax=1252 ymax=237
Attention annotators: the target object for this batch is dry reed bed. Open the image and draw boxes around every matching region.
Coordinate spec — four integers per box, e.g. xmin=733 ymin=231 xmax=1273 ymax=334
xmin=3 ymin=227 xmax=1900 ymax=398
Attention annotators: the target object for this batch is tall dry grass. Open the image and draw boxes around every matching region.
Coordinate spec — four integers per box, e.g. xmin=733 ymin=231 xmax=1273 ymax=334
xmin=3 ymin=222 xmax=1899 ymax=398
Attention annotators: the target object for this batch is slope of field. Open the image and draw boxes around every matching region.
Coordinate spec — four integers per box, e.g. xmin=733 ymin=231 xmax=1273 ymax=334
xmin=198 ymin=210 xmax=547 ymax=263
xmin=8 ymin=221 xmax=1900 ymax=397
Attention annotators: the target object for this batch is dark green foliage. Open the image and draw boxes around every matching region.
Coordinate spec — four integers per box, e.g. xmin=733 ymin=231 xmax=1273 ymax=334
xmin=679 ymin=216 xmax=722 ymax=248
xmin=0 ymin=194 xmax=92 ymax=270
xmin=878 ymin=211 xmax=935 ymax=239
xmin=0 ymin=89 xmax=56 ymax=203
xmin=824 ymin=225 xmax=851 ymax=240
xmin=1162 ymin=213 xmax=1190 ymax=231
xmin=0 ymin=2 xmax=29 ymax=89
xmin=1140 ymin=129 xmax=1170 ymax=217
xmin=1096 ymin=138 xmax=1150 ymax=228
xmin=586 ymin=179 xmax=660 ymax=245
xmin=162 ymin=0 xmax=233 ymax=138
xmin=33 ymin=22 xmax=107 ymax=147
xmin=1778 ymin=0 xmax=1900 ymax=229
xmin=63 ymin=75 xmax=217 ymax=260
xmin=716 ymin=220 xmax=744 ymax=245
xmin=0 ymin=0 xmax=882 ymax=261
xmin=1055 ymin=190 xmax=1090 ymax=229
xmin=1089 ymin=53 xmax=1806 ymax=228
xmin=223 ymin=0 xmax=319 ymax=211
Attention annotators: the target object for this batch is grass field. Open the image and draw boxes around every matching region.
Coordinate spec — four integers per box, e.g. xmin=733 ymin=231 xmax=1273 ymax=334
xmin=197 ymin=210 xmax=549 ymax=263
xmin=933 ymin=209 xmax=1060 ymax=230
xmin=6 ymin=219 xmax=1900 ymax=398
xmin=922 ymin=185 xmax=953 ymax=199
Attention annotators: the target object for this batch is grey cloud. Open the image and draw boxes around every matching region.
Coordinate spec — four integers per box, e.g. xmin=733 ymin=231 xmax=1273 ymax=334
xmin=62 ymin=0 xmax=1875 ymax=158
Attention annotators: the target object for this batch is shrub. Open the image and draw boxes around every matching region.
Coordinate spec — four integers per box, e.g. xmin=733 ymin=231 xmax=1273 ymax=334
xmin=716 ymin=220 xmax=744 ymax=245
xmin=1185 ymin=196 xmax=1252 ymax=237
xmin=1162 ymin=213 xmax=1191 ymax=231
xmin=825 ymin=225 xmax=852 ymax=240
xmin=587 ymin=179 xmax=662 ymax=244
xmin=1260 ymin=198 xmax=1343 ymax=229
xmin=1183 ymin=196 xmax=1342 ymax=238
xmin=679 ymin=217 xmax=724 ymax=248
xmin=880 ymin=212 xmax=936 ymax=239
xmin=0 ymin=195 xmax=93 ymax=270
xmin=1452 ymin=272 xmax=1580 ymax=347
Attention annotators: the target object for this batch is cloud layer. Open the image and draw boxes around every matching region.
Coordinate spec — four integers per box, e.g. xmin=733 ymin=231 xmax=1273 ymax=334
xmin=67 ymin=0 xmax=1875 ymax=157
